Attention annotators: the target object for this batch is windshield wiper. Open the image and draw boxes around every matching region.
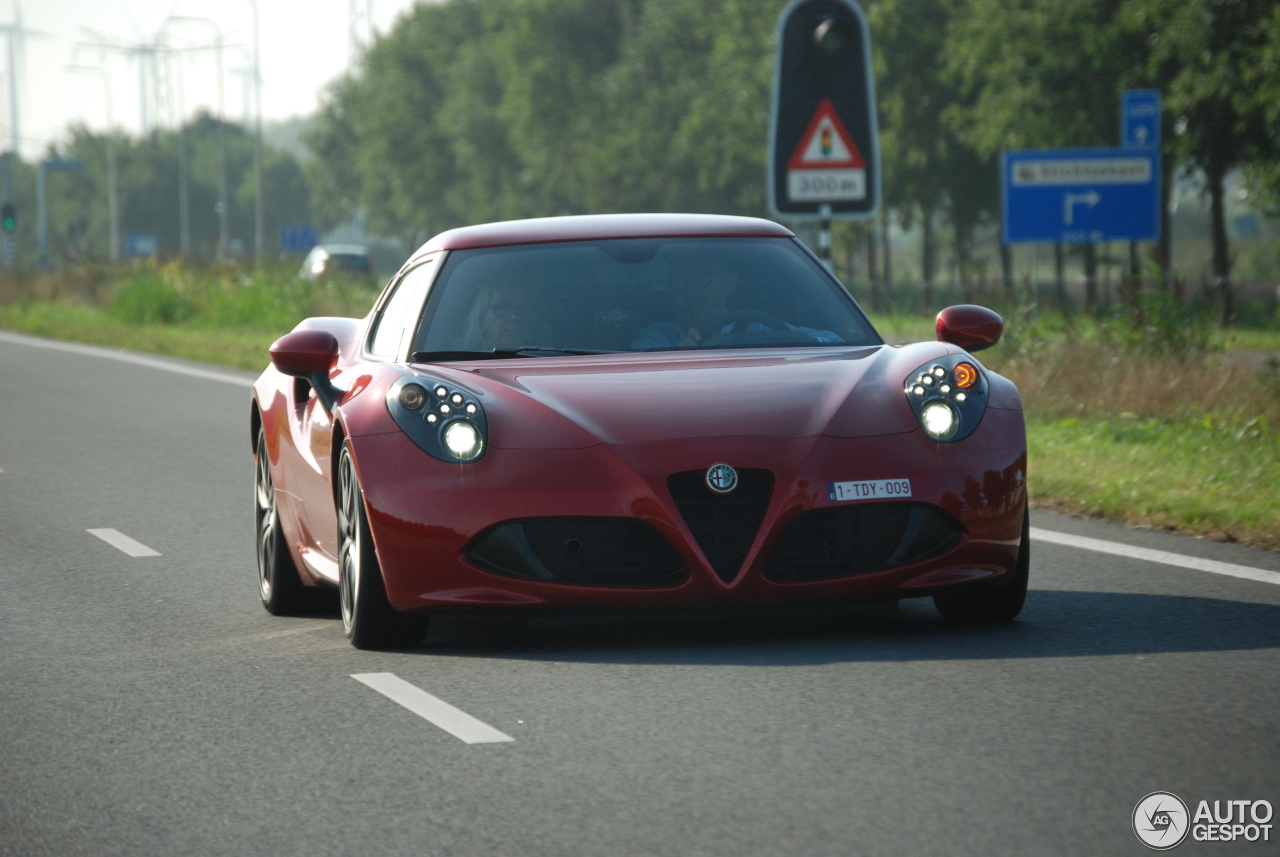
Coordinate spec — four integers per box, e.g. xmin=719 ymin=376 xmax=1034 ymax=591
xmin=410 ymin=346 xmax=621 ymax=363
xmin=499 ymin=346 xmax=621 ymax=356
xmin=410 ymin=350 xmax=530 ymax=362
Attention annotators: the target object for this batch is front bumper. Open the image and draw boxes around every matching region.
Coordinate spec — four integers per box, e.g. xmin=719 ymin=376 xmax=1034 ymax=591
xmin=351 ymin=408 xmax=1027 ymax=613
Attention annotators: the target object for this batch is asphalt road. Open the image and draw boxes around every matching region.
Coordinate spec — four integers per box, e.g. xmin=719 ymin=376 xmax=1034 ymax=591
xmin=2 ymin=331 xmax=1278 ymax=857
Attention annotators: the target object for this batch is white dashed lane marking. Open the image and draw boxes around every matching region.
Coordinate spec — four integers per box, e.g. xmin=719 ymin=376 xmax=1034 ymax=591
xmin=353 ymin=673 xmax=514 ymax=745
xmin=87 ymin=528 xmax=161 ymax=557
xmin=1032 ymin=528 xmax=1280 ymax=587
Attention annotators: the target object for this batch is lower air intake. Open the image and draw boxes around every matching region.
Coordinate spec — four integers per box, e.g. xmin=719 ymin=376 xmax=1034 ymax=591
xmin=465 ymin=518 xmax=686 ymax=587
xmin=667 ymin=468 xmax=774 ymax=583
xmin=764 ymin=502 xmax=963 ymax=581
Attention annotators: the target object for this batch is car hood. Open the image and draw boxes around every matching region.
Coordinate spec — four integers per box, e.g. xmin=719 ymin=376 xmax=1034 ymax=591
xmin=421 ymin=343 xmax=955 ymax=449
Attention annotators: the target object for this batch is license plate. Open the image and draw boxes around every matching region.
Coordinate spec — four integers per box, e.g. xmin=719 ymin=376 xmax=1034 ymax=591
xmin=828 ymin=479 xmax=912 ymax=502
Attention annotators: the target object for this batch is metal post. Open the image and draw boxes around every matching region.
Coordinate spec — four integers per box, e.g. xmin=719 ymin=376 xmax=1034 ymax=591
xmin=166 ymin=17 xmax=229 ymax=261
xmin=4 ymin=27 xmax=17 ymax=269
xmin=36 ymin=161 xmax=45 ymax=267
xmin=1 ymin=153 xmax=11 ymax=269
xmin=66 ymin=65 xmax=119 ymax=263
xmin=243 ymin=0 xmax=265 ymax=262
xmin=171 ymin=47 xmax=190 ymax=260
xmin=818 ymin=203 xmax=832 ymax=269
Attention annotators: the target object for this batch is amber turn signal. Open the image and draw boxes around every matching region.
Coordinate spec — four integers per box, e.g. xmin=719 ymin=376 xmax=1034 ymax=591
xmin=953 ymin=362 xmax=978 ymax=389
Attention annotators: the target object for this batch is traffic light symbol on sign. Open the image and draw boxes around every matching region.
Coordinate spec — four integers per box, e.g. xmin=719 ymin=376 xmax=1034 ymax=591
xmin=786 ymin=98 xmax=867 ymax=203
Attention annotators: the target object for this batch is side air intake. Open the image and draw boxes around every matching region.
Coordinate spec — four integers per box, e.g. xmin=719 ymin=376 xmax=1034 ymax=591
xmin=764 ymin=503 xmax=963 ymax=581
xmin=466 ymin=518 xmax=686 ymax=587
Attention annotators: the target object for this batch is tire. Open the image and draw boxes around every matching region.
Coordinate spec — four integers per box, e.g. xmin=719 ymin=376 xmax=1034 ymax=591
xmin=934 ymin=499 xmax=1030 ymax=623
xmin=256 ymin=428 xmax=308 ymax=615
xmin=337 ymin=442 xmax=430 ymax=650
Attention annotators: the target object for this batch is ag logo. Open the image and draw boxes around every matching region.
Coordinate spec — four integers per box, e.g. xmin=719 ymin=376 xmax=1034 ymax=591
xmin=1133 ymin=792 xmax=1190 ymax=850
xmin=705 ymin=463 xmax=738 ymax=495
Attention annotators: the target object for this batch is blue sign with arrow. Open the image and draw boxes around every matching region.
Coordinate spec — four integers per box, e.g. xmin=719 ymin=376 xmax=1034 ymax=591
xmin=1121 ymin=89 xmax=1161 ymax=149
xmin=1002 ymin=147 xmax=1160 ymax=245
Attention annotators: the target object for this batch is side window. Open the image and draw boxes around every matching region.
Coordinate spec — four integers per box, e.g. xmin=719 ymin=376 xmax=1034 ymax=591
xmin=367 ymin=258 xmax=438 ymax=360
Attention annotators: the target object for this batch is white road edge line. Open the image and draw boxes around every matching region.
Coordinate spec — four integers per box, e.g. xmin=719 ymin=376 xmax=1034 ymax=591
xmin=352 ymin=673 xmax=514 ymax=745
xmin=87 ymin=528 xmax=161 ymax=557
xmin=0 ymin=330 xmax=255 ymax=387
xmin=1031 ymin=527 xmax=1280 ymax=587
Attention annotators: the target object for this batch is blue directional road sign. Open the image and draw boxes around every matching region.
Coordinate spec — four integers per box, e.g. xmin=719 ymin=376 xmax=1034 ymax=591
xmin=126 ymin=233 xmax=159 ymax=258
xmin=43 ymin=159 xmax=85 ymax=173
xmin=280 ymin=224 xmax=318 ymax=254
xmin=1121 ymin=89 xmax=1161 ymax=149
xmin=1002 ymin=148 xmax=1160 ymax=245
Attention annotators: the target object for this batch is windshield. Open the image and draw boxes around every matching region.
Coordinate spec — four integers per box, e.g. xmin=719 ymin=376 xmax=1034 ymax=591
xmin=328 ymin=253 xmax=371 ymax=272
xmin=411 ymin=237 xmax=881 ymax=357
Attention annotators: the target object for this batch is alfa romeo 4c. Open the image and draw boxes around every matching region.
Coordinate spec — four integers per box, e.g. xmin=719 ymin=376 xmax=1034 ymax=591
xmin=251 ymin=214 xmax=1028 ymax=649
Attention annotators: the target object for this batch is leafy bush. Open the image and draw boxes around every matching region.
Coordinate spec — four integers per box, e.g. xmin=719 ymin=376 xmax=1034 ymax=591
xmin=104 ymin=264 xmax=379 ymax=332
xmin=109 ymin=272 xmax=193 ymax=325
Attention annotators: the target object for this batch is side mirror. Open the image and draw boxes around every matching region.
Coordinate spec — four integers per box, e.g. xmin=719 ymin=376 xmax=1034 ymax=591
xmin=269 ymin=330 xmax=342 ymax=413
xmin=936 ymin=305 xmax=1003 ymax=352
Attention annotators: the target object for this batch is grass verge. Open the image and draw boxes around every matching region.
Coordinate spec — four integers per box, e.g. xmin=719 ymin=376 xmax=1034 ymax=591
xmin=0 ymin=303 xmax=278 ymax=372
xmin=1028 ymin=416 xmax=1280 ymax=549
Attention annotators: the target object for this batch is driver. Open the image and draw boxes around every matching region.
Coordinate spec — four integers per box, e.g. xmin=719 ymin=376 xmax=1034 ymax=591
xmin=477 ymin=283 xmax=544 ymax=350
xmin=630 ymin=260 xmax=740 ymax=350
xmin=629 ymin=260 xmax=843 ymax=350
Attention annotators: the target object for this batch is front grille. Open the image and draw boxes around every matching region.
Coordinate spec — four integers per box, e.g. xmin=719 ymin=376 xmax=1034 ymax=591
xmin=465 ymin=518 xmax=686 ymax=587
xmin=764 ymin=502 xmax=963 ymax=581
xmin=667 ymin=468 xmax=774 ymax=582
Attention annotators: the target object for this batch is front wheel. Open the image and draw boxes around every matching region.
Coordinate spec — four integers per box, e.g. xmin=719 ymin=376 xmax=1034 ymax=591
xmin=934 ymin=499 xmax=1030 ymax=623
xmin=337 ymin=442 xmax=429 ymax=650
xmin=256 ymin=428 xmax=308 ymax=615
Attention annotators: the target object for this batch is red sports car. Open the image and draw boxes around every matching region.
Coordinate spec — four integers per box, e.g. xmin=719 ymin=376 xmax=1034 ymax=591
xmin=252 ymin=214 xmax=1028 ymax=649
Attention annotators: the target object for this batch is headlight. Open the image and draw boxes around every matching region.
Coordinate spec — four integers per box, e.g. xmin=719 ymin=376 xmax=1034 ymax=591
xmin=920 ymin=401 xmax=958 ymax=439
xmin=399 ymin=383 xmax=427 ymax=410
xmin=904 ymin=355 xmax=989 ymax=443
xmin=387 ymin=375 xmax=488 ymax=463
xmin=442 ymin=419 xmax=484 ymax=460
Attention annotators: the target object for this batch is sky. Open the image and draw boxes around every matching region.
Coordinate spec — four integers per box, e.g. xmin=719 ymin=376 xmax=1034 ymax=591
xmin=9 ymin=0 xmax=421 ymax=159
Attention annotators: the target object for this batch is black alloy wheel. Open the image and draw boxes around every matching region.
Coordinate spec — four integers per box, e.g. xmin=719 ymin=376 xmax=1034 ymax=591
xmin=933 ymin=498 xmax=1030 ymax=623
xmin=256 ymin=428 xmax=307 ymax=614
xmin=337 ymin=442 xmax=430 ymax=650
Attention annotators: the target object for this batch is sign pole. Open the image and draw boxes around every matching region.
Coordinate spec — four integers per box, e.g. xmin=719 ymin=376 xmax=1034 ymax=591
xmin=818 ymin=203 xmax=832 ymax=267
xmin=36 ymin=161 xmax=45 ymax=268
xmin=2 ymin=152 xmax=12 ymax=270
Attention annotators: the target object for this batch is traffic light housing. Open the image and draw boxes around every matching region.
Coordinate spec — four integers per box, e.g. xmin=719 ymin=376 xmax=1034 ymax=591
xmin=769 ymin=0 xmax=880 ymax=220
xmin=1 ymin=201 xmax=15 ymax=234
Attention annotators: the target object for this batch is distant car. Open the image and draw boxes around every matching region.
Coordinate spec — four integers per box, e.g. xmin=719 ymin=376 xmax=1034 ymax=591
xmin=299 ymin=244 xmax=375 ymax=281
xmin=252 ymin=214 xmax=1029 ymax=649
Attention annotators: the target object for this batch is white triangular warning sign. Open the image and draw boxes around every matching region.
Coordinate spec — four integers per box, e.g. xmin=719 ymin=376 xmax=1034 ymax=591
xmin=787 ymin=99 xmax=866 ymax=170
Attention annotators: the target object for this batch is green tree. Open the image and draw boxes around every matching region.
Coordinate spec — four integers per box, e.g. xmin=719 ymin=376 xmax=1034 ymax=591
xmin=37 ymin=115 xmax=310 ymax=265
xmin=1125 ymin=0 xmax=1280 ymax=323
xmin=871 ymin=0 xmax=997 ymax=303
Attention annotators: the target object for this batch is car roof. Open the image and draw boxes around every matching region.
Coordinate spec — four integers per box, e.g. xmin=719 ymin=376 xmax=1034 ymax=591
xmin=410 ymin=214 xmax=794 ymax=258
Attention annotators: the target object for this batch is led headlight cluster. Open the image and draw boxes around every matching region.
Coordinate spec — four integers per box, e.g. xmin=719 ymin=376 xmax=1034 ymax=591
xmin=904 ymin=355 xmax=989 ymax=442
xmin=387 ymin=375 xmax=487 ymax=462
